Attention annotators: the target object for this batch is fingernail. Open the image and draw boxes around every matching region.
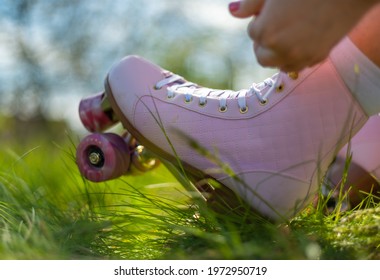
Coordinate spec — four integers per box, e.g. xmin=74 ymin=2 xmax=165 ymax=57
xmin=229 ymin=1 xmax=241 ymax=13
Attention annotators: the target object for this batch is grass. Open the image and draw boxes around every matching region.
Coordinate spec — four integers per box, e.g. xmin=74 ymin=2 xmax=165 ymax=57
xmin=0 ymin=131 xmax=379 ymax=260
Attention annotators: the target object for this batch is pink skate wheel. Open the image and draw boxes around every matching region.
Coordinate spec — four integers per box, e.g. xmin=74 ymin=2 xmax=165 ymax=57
xmin=79 ymin=92 xmax=118 ymax=132
xmin=76 ymin=133 xmax=131 ymax=182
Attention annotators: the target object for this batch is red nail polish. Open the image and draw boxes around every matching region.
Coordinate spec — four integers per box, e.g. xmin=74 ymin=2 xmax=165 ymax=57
xmin=229 ymin=1 xmax=241 ymax=13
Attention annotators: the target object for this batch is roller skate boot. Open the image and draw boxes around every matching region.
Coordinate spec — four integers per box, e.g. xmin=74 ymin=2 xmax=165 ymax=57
xmin=100 ymin=52 xmax=369 ymax=220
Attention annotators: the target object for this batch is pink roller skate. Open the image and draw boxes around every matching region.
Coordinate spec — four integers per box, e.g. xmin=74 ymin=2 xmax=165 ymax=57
xmin=76 ymin=92 xmax=159 ymax=182
xmin=98 ymin=51 xmax=370 ymax=221
xmin=321 ymin=115 xmax=380 ymax=212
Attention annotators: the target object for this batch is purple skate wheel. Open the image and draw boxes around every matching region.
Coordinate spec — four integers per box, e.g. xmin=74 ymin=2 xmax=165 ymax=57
xmin=76 ymin=133 xmax=131 ymax=182
xmin=79 ymin=92 xmax=118 ymax=132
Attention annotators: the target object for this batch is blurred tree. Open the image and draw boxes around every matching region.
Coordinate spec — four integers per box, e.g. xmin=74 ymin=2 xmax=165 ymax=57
xmin=0 ymin=0 xmax=258 ymax=124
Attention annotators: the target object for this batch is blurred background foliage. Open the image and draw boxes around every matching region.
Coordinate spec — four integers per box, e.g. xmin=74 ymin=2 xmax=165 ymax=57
xmin=0 ymin=0 xmax=273 ymax=141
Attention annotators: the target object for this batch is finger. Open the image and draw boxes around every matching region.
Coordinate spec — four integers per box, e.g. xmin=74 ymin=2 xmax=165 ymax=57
xmin=229 ymin=0 xmax=264 ymax=18
xmin=254 ymin=44 xmax=282 ymax=68
xmin=247 ymin=17 xmax=259 ymax=42
xmin=254 ymin=47 xmax=298 ymax=72
xmin=254 ymin=42 xmax=311 ymax=72
xmin=247 ymin=14 xmax=270 ymax=46
xmin=280 ymin=51 xmax=328 ymax=72
xmin=279 ymin=64 xmax=304 ymax=73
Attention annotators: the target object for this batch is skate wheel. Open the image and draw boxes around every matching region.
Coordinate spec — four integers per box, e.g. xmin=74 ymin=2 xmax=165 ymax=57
xmin=79 ymin=92 xmax=118 ymax=132
xmin=76 ymin=133 xmax=130 ymax=182
xmin=131 ymin=145 xmax=160 ymax=172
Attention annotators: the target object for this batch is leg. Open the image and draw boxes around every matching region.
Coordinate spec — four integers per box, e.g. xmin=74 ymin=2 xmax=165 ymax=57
xmin=350 ymin=3 xmax=380 ymax=68
xmin=321 ymin=6 xmax=380 ymax=211
xmin=330 ymin=3 xmax=380 ymax=117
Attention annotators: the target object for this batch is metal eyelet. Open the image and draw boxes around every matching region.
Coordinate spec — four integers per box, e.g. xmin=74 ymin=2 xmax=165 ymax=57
xmin=239 ymin=106 xmax=248 ymax=114
xmin=167 ymin=93 xmax=174 ymax=99
xmin=199 ymin=100 xmax=207 ymax=107
xmin=153 ymin=84 xmax=162 ymax=90
xmin=219 ymin=106 xmax=227 ymax=113
xmin=288 ymin=72 xmax=299 ymax=80
xmin=276 ymin=83 xmax=284 ymax=93
xmin=259 ymin=99 xmax=268 ymax=106
xmin=184 ymin=96 xmax=193 ymax=103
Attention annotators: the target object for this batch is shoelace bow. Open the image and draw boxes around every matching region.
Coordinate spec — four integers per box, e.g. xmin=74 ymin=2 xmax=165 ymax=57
xmin=154 ymin=73 xmax=279 ymax=113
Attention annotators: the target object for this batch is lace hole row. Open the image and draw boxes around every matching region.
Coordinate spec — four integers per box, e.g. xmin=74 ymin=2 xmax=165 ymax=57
xmin=166 ymin=94 xmax=207 ymax=107
xmin=168 ymin=94 xmax=254 ymax=113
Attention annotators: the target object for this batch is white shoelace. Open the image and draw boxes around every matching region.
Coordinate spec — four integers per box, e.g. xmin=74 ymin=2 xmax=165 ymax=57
xmin=154 ymin=73 xmax=280 ymax=113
